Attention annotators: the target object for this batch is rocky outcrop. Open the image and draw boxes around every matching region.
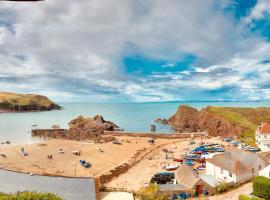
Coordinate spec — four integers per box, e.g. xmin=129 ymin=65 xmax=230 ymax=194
xmin=169 ymin=105 xmax=243 ymax=137
xmin=0 ymin=92 xmax=61 ymax=112
xmin=66 ymin=115 xmax=119 ymax=140
xmin=32 ymin=115 xmax=120 ymax=141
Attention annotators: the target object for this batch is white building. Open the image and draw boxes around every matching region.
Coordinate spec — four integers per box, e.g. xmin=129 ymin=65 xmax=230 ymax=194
xmin=256 ymin=122 xmax=270 ymax=152
xmin=206 ymin=148 xmax=266 ymax=183
xmin=259 ymin=165 xmax=270 ymax=178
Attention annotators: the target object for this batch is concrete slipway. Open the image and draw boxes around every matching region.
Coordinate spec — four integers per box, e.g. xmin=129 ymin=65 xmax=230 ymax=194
xmin=0 ymin=169 xmax=96 ymax=200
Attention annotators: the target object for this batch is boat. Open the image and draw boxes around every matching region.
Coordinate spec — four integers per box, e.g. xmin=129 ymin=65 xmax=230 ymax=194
xmin=72 ymin=150 xmax=81 ymax=155
xmin=185 ymin=160 xmax=194 ymax=166
xmin=80 ymin=160 xmax=91 ymax=168
xmin=59 ymin=148 xmax=65 ymax=154
xmin=21 ymin=147 xmax=28 ymax=156
xmin=112 ymin=140 xmax=122 ymax=145
xmin=245 ymin=147 xmax=261 ymax=152
xmin=165 ymin=164 xmax=179 ymax=171
xmin=173 ymin=158 xmax=183 ymax=162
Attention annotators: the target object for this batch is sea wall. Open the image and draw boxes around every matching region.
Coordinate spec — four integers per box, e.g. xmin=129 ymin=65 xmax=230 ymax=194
xmin=103 ymin=131 xmax=207 ymax=139
xmin=32 ymin=129 xmax=207 ymax=140
xmin=31 ymin=129 xmax=68 ymax=138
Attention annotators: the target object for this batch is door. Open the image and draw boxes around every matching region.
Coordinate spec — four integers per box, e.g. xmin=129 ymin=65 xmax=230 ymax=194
xmin=196 ymin=185 xmax=204 ymax=195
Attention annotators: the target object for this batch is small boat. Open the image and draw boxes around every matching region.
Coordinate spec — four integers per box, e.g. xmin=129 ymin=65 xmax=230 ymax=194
xmin=245 ymin=147 xmax=260 ymax=152
xmin=173 ymin=158 xmax=183 ymax=163
xmin=59 ymin=148 xmax=65 ymax=154
xmin=31 ymin=124 xmax=38 ymax=127
xmin=185 ymin=160 xmax=194 ymax=166
xmin=21 ymin=148 xmax=28 ymax=156
xmin=80 ymin=160 xmax=91 ymax=168
xmin=97 ymin=148 xmax=104 ymax=153
xmin=72 ymin=150 xmax=81 ymax=155
xmin=165 ymin=164 xmax=179 ymax=171
xmin=113 ymin=140 xmax=122 ymax=145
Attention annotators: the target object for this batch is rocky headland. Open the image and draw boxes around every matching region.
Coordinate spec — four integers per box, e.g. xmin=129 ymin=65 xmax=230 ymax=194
xmin=0 ymin=92 xmax=61 ymax=112
xmin=168 ymin=105 xmax=270 ymax=144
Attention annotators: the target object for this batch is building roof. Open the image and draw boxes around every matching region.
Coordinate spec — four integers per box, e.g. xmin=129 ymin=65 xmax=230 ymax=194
xmin=257 ymin=122 xmax=270 ymax=135
xmin=206 ymin=148 xmax=263 ymax=175
xmin=175 ymin=164 xmax=200 ymax=189
xmin=0 ymin=169 xmax=95 ymax=200
xmin=200 ymin=175 xmax=219 ymax=188
xmin=259 ymin=152 xmax=270 ymax=165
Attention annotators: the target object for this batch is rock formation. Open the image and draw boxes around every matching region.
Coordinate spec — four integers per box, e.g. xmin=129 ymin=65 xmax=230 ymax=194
xmin=32 ymin=115 xmax=120 ymax=142
xmin=67 ymin=115 xmax=119 ymax=140
xmin=168 ymin=105 xmax=270 ymax=137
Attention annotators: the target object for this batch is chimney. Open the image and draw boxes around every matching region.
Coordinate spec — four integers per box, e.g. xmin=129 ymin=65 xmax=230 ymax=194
xmin=234 ymin=161 xmax=239 ymax=175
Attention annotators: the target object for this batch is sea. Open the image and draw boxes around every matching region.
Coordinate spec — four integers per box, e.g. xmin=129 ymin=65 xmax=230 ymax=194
xmin=0 ymin=101 xmax=269 ymax=144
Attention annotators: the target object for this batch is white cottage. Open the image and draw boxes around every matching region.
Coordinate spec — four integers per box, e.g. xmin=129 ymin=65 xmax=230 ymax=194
xmin=206 ymin=148 xmax=266 ymax=183
xmin=259 ymin=165 xmax=270 ymax=178
xmin=256 ymin=122 xmax=270 ymax=152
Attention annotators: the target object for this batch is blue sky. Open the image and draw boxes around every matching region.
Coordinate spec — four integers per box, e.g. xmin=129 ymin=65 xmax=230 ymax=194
xmin=0 ymin=0 xmax=270 ymax=102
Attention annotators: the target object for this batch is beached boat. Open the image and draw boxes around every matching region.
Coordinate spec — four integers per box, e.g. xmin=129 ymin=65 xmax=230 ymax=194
xmin=80 ymin=160 xmax=91 ymax=168
xmin=72 ymin=150 xmax=81 ymax=155
xmin=165 ymin=164 xmax=180 ymax=171
xmin=173 ymin=158 xmax=183 ymax=163
xmin=112 ymin=140 xmax=122 ymax=145
xmin=185 ymin=160 xmax=194 ymax=166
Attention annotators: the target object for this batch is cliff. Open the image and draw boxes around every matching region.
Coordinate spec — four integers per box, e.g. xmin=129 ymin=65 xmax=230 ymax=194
xmin=169 ymin=105 xmax=270 ymax=145
xmin=0 ymin=92 xmax=61 ymax=112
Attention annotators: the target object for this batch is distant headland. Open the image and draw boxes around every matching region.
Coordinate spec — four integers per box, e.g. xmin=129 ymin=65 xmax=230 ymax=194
xmin=0 ymin=92 xmax=61 ymax=112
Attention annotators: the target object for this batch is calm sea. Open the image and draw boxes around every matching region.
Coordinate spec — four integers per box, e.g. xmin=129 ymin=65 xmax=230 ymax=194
xmin=0 ymin=101 xmax=269 ymax=144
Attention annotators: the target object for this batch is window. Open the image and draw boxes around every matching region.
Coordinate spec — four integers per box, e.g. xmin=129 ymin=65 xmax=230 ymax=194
xmin=252 ymin=168 xmax=255 ymax=174
xmin=220 ymin=169 xmax=224 ymax=174
xmin=229 ymin=172 xmax=232 ymax=177
xmin=259 ymin=165 xmax=261 ymax=170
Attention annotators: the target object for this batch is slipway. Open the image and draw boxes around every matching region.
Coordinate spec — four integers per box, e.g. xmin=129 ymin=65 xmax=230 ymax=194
xmin=0 ymin=169 xmax=96 ymax=200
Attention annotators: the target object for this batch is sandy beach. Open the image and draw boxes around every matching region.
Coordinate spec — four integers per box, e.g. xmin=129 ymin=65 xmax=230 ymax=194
xmin=0 ymin=135 xmax=225 ymax=191
xmin=0 ymin=136 xmax=185 ymax=178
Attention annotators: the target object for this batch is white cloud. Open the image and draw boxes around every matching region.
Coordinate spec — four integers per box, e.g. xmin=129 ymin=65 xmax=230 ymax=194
xmin=0 ymin=0 xmax=269 ymax=102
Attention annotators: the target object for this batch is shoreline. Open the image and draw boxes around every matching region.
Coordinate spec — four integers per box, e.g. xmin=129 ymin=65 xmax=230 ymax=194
xmin=0 ymin=108 xmax=63 ymax=114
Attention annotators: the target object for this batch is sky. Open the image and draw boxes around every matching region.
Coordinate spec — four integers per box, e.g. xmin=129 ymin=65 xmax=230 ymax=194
xmin=0 ymin=0 xmax=270 ymax=102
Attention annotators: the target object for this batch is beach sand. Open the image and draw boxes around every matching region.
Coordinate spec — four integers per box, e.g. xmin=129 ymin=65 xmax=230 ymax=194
xmin=0 ymin=136 xmax=185 ymax=178
xmin=105 ymin=137 xmax=225 ymax=191
xmin=0 ymin=136 xmax=225 ymax=191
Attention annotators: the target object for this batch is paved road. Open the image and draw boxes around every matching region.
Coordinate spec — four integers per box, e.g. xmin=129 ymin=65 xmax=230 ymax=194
xmin=0 ymin=169 xmax=96 ymax=200
xmin=210 ymin=182 xmax=252 ymax=200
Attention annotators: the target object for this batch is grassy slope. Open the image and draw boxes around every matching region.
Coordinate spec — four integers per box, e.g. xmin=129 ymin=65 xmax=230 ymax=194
xmin=0 ymin=92 xmax=57 ymax=108
xmin=208 ymin=107 xmax=270 ymax=146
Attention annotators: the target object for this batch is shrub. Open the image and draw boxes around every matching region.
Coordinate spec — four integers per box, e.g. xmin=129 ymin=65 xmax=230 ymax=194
xmin=239 ymin=194 xmax=265 ymax=200
xmin=215 ymin=182 xmax=234 ymax=194
xmin=0 ymin=191 xmax=62 ymax=200
xmin=136 ymin=184 xmax=169 ymax=200
xmin=239 ymin=195 xmax=251 ymax=200
xmin=253 ymin=176 xmax=270 ymax=199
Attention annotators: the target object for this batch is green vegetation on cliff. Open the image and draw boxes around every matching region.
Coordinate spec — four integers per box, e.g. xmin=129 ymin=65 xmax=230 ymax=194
xmin=208 ymin=107 xmax=270 ymax=146
xmin=0 ymin=92 xmax=61 ymax=112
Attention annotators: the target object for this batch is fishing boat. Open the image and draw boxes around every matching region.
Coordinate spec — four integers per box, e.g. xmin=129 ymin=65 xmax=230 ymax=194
xmin=165 ymin=164 xmax=180 ymax=171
